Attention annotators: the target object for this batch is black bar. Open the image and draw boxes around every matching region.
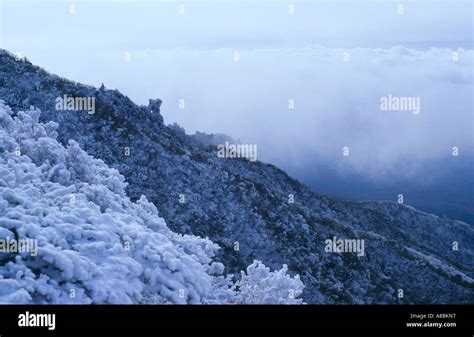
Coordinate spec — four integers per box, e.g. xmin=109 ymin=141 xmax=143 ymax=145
xmin=0 ymin=305 xmax=472 ymax=337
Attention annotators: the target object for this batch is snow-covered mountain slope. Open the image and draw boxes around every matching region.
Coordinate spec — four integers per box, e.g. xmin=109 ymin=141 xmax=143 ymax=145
xmin=0 ymin=101 xmax=304 ymax=304
xmin=0 ymin=50 xmax=473 ymax=303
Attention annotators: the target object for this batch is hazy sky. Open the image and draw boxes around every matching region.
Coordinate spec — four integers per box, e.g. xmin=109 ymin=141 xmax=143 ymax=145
xmin=1 ymin=0 xmax=472 ymax=50
xmin=0 ymin=0 xmax=473 ymax=220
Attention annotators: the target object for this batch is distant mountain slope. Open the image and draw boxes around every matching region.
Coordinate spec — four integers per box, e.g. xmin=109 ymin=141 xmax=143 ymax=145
xmin=1 ymin=50 xmax=473 ymax=303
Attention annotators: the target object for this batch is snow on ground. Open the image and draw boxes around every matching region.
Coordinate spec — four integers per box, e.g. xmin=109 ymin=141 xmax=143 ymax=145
xmin=0 ymin=101 xmax=303 ymax=304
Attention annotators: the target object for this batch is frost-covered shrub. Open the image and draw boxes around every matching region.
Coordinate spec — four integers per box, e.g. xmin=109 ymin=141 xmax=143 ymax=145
xmin=0 ymin=101 xmax=304 ymax=304
xmin=232 ymin=261 xmax=304 ymax=304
